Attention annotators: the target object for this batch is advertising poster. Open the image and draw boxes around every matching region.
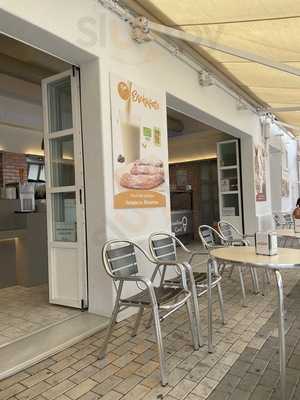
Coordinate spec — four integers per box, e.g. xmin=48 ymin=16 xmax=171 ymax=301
xmin=281 ymin=146 xmax=289 ymax=198
xmin=110 ymin=74 xmax=167 ymax=209
xmin=255 ymin=144 xmax=267 ymax=202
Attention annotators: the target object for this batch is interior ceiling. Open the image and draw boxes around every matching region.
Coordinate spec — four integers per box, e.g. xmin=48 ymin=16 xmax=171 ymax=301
xmin=0 ymin=34 xmax=70 ymax=84
xmin=167 ymin=107 xmax=215 ymax=137
xmin=127 ymin=0 xmax=300 ymax=136
xmin=167 ymin=107 xmax=232 ymax=163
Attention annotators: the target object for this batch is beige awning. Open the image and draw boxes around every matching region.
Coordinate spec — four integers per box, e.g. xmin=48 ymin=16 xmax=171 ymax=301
xmin=130 ymin=0 xmax=300 ymax=135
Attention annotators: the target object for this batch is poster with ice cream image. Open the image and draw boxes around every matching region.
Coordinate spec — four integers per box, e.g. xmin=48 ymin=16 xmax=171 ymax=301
xmin=110 ymin=74 xmax=167 ymax=208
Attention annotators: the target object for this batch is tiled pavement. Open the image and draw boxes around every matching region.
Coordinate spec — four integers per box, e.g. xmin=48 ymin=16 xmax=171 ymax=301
xmin=206 ymin=277 xmax=300 ymax=400
xmin=1 ymin=268 xmax=300 ymax=400
xmin=0 ymin=285 xmax=81 ymax=347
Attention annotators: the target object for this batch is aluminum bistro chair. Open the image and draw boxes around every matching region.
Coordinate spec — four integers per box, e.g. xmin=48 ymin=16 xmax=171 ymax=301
xmin=274 ymin=213 xmax=284 ymax=229
xmin=99 ymin=240 xmax=199 ymax=386
xmin=283 ymin=213 xmax=294 ymax=229
xmin=149 ymin=232 xmax=225 ymax=353
xmin=218 ymin=220 xmax=251 ymax=246
xmin=218 ymin=220 xmax=262 ymax=294
xmin=199 ymin=224 xmax=249 ymax=307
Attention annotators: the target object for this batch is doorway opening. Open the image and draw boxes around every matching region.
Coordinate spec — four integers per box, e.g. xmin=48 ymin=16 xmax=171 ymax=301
xmin=0 ymin=34 xmax=90 ymax=357
xmin=167 ymin=107 xmax=243 ymax=247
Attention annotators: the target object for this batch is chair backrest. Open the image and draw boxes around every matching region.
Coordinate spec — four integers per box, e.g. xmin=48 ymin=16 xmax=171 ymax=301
xmin=218 ymin=220 xmax=243 ymax=240
xmin=102 ymin=240 xmax=139 ymax=278
xmin=284 ymin=213 xmax=293 ymax=224
xmin=218 ymin=221 xmax=234 ymax=241
xmin=199 ymin=225 xmax=223 ymax=249
xmin=149 ymin=233 xmax=177 ymax=262
xmin=273 ymin=214 xmax=281 ymax=227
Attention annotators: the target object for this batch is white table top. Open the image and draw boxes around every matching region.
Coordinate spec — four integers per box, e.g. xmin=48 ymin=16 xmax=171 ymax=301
xmin=210 ymin=246 xmax=300 ymax=270
xmin=276 ymin=229 xmax=300 ymax=239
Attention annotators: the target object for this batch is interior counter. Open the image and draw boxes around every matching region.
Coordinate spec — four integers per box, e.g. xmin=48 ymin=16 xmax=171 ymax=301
xmin=0 ymin=200 xmax=48 ymax=288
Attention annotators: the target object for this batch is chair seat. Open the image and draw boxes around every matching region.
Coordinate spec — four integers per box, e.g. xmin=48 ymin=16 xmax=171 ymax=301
xmin=121 ymin=286 xmax=185 ymax=306
xmin=165 ymin=272 xmax=218 ymax=286
xmin=231 ymin=241 xmax=247 ymax=246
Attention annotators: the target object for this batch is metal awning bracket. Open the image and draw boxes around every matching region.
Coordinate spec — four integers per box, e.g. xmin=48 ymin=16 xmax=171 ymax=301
xmin=132 ymin=16 xmax=152 ymax=43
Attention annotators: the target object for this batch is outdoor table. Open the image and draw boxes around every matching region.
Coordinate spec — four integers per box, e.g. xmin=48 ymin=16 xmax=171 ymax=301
xmin=210 ymin=246 xmax=300 ymax=400
xmin=276 ymin=229 xmax=300 ymax=238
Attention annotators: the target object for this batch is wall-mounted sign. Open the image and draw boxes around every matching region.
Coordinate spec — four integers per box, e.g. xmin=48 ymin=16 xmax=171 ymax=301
xmin=171 ymin=210 xmax=193 ymax=236
xmin=110 ymin=74 xmax=167 ymax=208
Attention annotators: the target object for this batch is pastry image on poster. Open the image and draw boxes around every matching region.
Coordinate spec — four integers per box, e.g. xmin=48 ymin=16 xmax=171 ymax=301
xmin=110 ymin=74 xmax=167 ymax=208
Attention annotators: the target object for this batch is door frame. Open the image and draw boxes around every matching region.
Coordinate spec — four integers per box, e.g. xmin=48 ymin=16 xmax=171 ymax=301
xmin=42 ymin=68 xmax=88 ymax=309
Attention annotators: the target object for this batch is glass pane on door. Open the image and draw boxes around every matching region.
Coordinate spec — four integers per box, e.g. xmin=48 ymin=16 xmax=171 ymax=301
xmin=220 ymin=168 xmax=238 ymax=192
xmin=52 ymin=192 xmax=77 ymax=242
xmin=48 ymin=76 xmax=73 ymax=132
xmin=222 ymin=193 xmax=239 ymax=216
xmin=50 ymin=135 xmax=75 ymax=187
xmin=219 ymin=142 xmax=237 ymax=167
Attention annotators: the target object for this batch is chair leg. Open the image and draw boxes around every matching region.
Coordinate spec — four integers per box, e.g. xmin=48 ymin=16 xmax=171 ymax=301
xmin=152 ymin=305 xmax=168 ymax=386
xmin=261 ymin=267 xmax=266 ymax=296
xmin=131 ymin=306 xmax=144 ymax=337
xmin=99 ymin=300 xmax=120 ymax=359
xmin=254 ymin=268 xmax=260 ymax=293
xmin=238 ymin=266 xmax=247 ymax=307
xmin=228 ymin=264 xmax=235 ymax=278
xmin=99 ymin=282 xmax=123 ymax=359
xmin=212 ymin=260 xmax=225 ymax=325
xmin=145 ymin=310 xmax=153 ymax=329
xmin=218 ymin=263 xmax=226 ymax=275
xmin=207 ymin=259 xmax=213 ymax=353
xmin=265 ymin=268 xmax=271 ymax=284
xmin=250 ymin=267 xmax=259 ymax=294
xmin=216 ymin=282 xmax=225 ymax=325
xmin=184 ymin=263 xmax=203 ymax=347
xmin=186 ymin=299 xmax=199 ymax=351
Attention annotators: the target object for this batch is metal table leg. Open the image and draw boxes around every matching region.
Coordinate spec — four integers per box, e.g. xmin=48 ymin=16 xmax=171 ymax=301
xmin=207 ymin=259 xmax=213 ymax=353
xmin=274 ymin=269 xmax=286 ymax=400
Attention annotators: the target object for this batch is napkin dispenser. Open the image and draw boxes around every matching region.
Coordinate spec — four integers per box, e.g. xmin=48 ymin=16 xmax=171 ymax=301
xmin=255 ymin=231 xmax=278 ymax=256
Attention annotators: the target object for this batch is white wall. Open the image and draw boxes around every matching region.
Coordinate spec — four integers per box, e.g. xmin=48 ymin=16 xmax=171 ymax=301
xmin=0 ymin=124 xmax=43 ymax=155
xmin=268 ymin=127 xmax=299 ymax=216
xmin=0 ymin=0 xmax=296 ymax=315
xmin=269 ymin=147 xmax=282 ymax=213
xmin=0 ymin=75 xmax=43 ymax=155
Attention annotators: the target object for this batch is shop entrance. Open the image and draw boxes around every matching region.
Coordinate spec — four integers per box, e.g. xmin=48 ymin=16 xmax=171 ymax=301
xmin=0 ymin=34 xmax=88 ymax=352
xmin=167 ymin=106 xmax=243 ymax=244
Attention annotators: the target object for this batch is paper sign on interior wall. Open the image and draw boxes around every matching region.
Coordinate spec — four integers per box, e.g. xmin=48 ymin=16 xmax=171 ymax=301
xmin=110 ymin=74 xmax=167 ymax=209
xmin=255 ymin=143 xmax=267 ymax=202
xmin=281 ymin=145 xmax=289 ymax=198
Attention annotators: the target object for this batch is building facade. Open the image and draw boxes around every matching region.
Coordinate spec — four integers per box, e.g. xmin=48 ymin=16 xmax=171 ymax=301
xmin=0 ymin=0 xmax=298 ymax=318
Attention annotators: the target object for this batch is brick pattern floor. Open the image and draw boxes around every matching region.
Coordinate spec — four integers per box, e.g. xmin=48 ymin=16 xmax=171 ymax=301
xmin=206 ymin=278 xmax=300 ymax=400
xmin=0 ymin=285 xmax=81 ymax=347
xmin=0 ymin=268 xmax=300 ymax=400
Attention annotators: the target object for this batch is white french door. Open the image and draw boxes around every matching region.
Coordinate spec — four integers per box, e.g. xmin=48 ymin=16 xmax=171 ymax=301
xmin=42 ymin=68 xmax=88 ymax=309
xmin=217 ymin=139 xmax=243 ymax=234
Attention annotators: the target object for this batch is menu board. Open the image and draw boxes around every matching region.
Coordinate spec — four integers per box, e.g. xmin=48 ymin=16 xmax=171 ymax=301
xmin=110 ymin=74 xmax=167 ymax=208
